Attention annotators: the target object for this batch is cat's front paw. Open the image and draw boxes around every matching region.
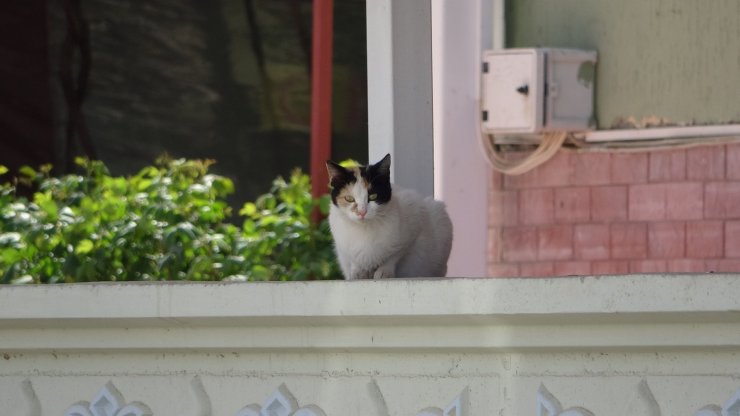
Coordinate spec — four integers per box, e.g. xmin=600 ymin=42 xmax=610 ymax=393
xmin=372 ymin=266 xmax=395 ymax=279
xmin=349 ymin=265 xmax=374 ymax=280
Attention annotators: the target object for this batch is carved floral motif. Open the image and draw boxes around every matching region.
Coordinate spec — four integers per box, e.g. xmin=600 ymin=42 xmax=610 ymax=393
xmin=65 ymin=381 xmax=152 ymax=416
xmin=45 ymin=379 xmax=740 ymax=416
xmin=416 ymin=388 xmax=468 ymax=416
xmin=537 ymin=384 xmax=594 ymax=416
xmin=538 ymin=381 xmax=740 ymax=416
xmin=695 ymin=388 xmax=740 ymax=416
xmin=234 ymin=383 xmax=326 ymax=416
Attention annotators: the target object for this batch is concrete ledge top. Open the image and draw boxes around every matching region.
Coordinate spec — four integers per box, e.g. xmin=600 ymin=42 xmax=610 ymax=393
xmin=2 ymin=274 xmax=740 ymax=351
xmin=2 ymin=274 xmax=739 ymax=323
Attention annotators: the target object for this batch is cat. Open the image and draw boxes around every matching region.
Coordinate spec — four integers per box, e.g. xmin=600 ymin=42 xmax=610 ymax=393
xmin=325 ymin=153 xmax=453 ymax=279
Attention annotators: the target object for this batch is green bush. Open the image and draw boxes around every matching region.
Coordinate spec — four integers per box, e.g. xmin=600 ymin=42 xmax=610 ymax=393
xmin=0 ymin=158 xmax=340 ymax=283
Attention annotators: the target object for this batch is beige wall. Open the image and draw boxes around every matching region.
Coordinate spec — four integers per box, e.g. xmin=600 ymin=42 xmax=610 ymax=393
xmin=507 ymin=0 xmax=740 ymax=129
xmin=2 ymin=277 xmax=740 ymax=415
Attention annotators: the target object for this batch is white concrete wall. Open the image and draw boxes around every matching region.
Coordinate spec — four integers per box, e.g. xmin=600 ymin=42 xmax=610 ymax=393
xmin=2 ymin=275 xmax=740 ymax=415
xmin=366 ymin=0 xmax=490 ymax=276
xmin=431 ymin=0 xmax=489 ymax=277
xmin=366 ymin=0 xmax=434 ymax=197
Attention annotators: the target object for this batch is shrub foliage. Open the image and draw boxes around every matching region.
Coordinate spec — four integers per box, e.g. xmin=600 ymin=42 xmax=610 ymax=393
xmin=0 ymin=158 xmax=340 ymax=283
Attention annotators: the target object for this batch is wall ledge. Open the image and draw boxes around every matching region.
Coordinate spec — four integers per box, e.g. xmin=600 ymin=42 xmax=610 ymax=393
xmin=1 ymin=274 xmax=739 ymax=352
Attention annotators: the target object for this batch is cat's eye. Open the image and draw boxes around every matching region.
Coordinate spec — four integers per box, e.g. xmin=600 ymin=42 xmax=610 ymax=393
xmin=344 ymin=196 xmax=355 ymax=203
xmin=368 ymin=193 xmax=378 ymax=201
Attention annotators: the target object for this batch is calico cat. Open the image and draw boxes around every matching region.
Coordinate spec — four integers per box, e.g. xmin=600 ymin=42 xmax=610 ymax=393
xmin=325 ymin=154 xmax=453 ymax=279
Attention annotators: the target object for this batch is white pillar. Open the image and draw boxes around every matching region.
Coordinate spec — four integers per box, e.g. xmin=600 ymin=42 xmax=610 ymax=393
xmin=366 ymin=0 xmax=434 ymax=197
xmin=431 ymin=0 xmax=490 ymax=277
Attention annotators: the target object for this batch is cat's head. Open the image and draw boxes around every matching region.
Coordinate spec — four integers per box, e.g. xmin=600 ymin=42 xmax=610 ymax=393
xmin=325 ymin=154 xmax=392 ymax=222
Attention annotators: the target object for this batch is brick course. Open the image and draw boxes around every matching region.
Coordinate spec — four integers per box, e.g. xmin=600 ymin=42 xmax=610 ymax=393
xmin=649 ymin=149 xmax=686 ymax=182
xmin=554 ymin=187 xmax=590 ymax=223
xmin=488 ymin=143 xmax=740 ymax=276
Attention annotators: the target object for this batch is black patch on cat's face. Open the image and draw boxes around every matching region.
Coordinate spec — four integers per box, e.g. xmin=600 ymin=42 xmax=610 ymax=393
xmin=325 ymin=161 xmax=356 ymax=205
xmin=364 ymin=154 xmax=392 ymax=205
xmin=325 ymin=154 xmax=392 ymax=206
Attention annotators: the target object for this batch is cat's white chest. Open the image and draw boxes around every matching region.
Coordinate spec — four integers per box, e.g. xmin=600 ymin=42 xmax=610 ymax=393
xmin=328 ymin=206 xmax=402 ymax=276
xmin=331 ymin=211 xmax=398 ymax=254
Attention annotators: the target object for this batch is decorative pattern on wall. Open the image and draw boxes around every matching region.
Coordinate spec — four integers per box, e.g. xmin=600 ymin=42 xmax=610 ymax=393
xmin=233 ymin=383 xmax=326 ymax=416
xmin=537 ymin=384 xmax=594 ymax=416
xmin=695 ymin=388 xmax=740 ymax=416
xmin=190 ymin=375 xmax=213 ymax=415
xmin=624 ymin=379 xmax=661 ymax=416
xmin=65 ymin=381 xmax=152 ymax=416
xmin=45 ymin=379 xmax=740 ymax=415
xmin=416 ymin=388 xmax=468 ymax=416
xmin=539 ymin=381 xmax=740 ymax=416
xmin=21 ymin=379 xmax=41 ymax=416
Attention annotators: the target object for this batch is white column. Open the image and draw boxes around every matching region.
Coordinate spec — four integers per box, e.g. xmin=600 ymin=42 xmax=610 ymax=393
xmin=366 ymin=0 xmax=434 ymax=197
xmin=431 ymin=0 xmax=490 ymax=277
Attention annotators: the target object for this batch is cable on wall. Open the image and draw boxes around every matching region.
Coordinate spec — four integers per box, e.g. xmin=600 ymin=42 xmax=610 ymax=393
xmin=479 ymin=131 xmax=568 ymax=175
xmin=479 ymin=129 xmax=740 ymax=175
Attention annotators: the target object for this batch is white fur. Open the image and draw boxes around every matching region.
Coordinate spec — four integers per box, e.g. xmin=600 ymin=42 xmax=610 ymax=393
xmin=328 ymin=185 xmax=453 ymax=279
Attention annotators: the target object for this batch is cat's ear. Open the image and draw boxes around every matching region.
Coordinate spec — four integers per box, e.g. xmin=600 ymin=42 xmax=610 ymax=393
xmin=326 ymin=160 xmax=346 ymax=181
xmin=374 ymin=153 xmax=391 ymax=176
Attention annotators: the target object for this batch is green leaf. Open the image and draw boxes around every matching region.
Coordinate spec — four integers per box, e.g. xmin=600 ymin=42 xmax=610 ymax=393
xmin=2 ymin=265 xmax=16 ymax=284
xmin=212 ymin=177 xmax=235 ymax=196
xmin=0 ymin=165 xmax=8 ymax=176
xmin=0 ymin=232 xmax=22 ymax=248
xmin=11 ymin=275 xmax=34 ymax=284
xmin=39 ymin=164 xmax=53 ymax=175
xmin=1 ymin=248 xmax=24 ymax=264
xmin=37 ymin=198 xmax=59 ymax=221
xmin=19 ymin=165 xmax=36 ymax=178
xmin=75 ymin=239 xmax=94 ymax=254
xmin=135 ymin=179 xmax=153 ymax=191
xmin=339 ymin=159 xmax=359 ymax=168
xmin=239 ymin=202 xmax=257 ymax=217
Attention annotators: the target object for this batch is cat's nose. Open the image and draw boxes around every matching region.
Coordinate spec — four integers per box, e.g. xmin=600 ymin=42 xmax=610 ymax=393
xmin=358 ymin=209 xmax=367 ymax=219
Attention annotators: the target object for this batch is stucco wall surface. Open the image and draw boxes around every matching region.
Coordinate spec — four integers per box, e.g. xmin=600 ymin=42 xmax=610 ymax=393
xmin=1 ymin=276 xmax=740 ymax=415
xmin=507 ymin=0 xmax=740 ymax=128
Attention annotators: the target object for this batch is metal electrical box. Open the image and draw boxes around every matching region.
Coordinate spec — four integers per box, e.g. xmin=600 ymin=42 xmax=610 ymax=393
xmin=481 ymin=48 xmax=597 ymax=134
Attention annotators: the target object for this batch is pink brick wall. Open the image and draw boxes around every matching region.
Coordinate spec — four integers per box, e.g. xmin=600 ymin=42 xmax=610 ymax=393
xmin=488 ymin=143 xmax=740 ymax=277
